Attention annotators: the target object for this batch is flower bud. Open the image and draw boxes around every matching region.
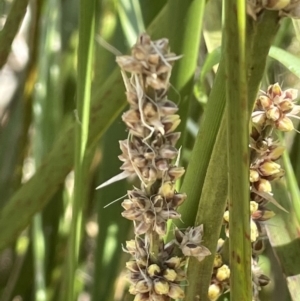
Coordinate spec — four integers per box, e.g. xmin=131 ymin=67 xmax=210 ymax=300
xmin=148 ymin=53 xmax=160 ymax=65
xmin=122 ymin=109 xmax=140 ymax=123
xmin=168 ymin=285 xmax=185 ymax=299
xmin=252 ymin=113 xmax=266 ymax=127
xmin=122 ymin=208 xmax=141 ymax=220
xmin=268 ymin=83 xmax=282 ymax=97
xmin=133 ymin=293 xmax=148 ymax=301
xmin=154 ymin=279 xmax=169 ymax=295
xmin=165 ymin=256 xmax=181 ymax=269
xmin=129 ymin=285 xmax=137 ymax=295
xmin=159 ymin=99 xmax=178 ymax=115
xmin=276 ymin=116 xmax=294 ymax=132
xmin=143 ymin=101 xmax=158 ymax=119
xmin=259 ymin=161 xmax=281 ymax=176
xmin=268 ymin=145 xmax=285 ymax=160
xmin=258 ymin=95 xmax=272 ymax=109
xmin=163 ymin=115 xmax=181 ymax=133
xmin=213 ymin=254 xmax=223 ymax=268
xmin=155 ymin=159 xmax=168 ymax=171
xmin=148 ymin=167 xmax=158 ymax=182
xmin=126 ymin=260 xmax=139 ymax=272
xmin=175 ymin=269 xmax=186 ymax=281
xmin=136 ymin=279 xmax=151 ymax=293
xmin=171 ymin=193 xmax=187 ymax=207
xmin=217 ymin=238 xmax=224 ymax=251
xmin=158 ymin=181 xmax=175 ymax=199
xmin=159 ymin=145 xmax=178 ymax=159
xmin=250 ymin=219 xmax=259 ymax=242
xmin=256 ymin=179 xmax=272 ymax=193
xmin=216 ymin=264 xmax=230 ymax=281
xmin=266 ymin=107 xmax=280 ymax=121
xmin=125 ymin=239 xmax=139 ymax=254
xmin=250 ymin=169 xmax=260 ymax=182
xmin=265 ymin=168 xmax=285 ymax=181
xmin=126 ymin=91 xmax=138 ymax=106
xmin=279 ymin=99 xmax=294 ymax=113
xmin=116 ymin=55 xmax=142 ymax=73
xmin=250 ymin=201 xmax=259 ymax=214
xmin=208 ymin=284 xmax=222 ymax=301
xmin=147 ymin=264 xmax=161 ymax=276
xmin=168 ymin=166 xmax=185 ymax=180
xmin=252 ymin=209 xmax=275 ymax=221
xmin=144 ymin=210 xmax=155 ymax=223
xmin=223 ymin=210 xmax=229 ymax=222
xmin=163 ymin=268 xmax=177 ymax=281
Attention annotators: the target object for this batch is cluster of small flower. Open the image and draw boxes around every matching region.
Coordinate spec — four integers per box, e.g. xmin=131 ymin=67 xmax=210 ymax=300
xmin=250 ymin=83 xmax=298 ymax=299
xmin=115 ymin=34 xmax=211 ymax=301
xmin=222 ymin=83 xmax=298 ymax=300
xmin=247 ymin=0 xmax=300 ymax=19
xmin=207 ymin=239 xmax=230 ymax=301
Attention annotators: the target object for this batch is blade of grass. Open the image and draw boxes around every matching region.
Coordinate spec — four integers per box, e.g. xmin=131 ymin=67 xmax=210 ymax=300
xmin=185 ymin=116 xmax=228 ymax=300
xmin=173 ymin=58 xmax=227 ymax=230
xmin=117 ymin=0 xmax=145 ymax=46
xmin=268 ymin=46 xmax=300 ymax=78
xmin=225 ymin=1 xmax=252 ymax=300
xmin=92 ymin=4 xmax=136 ymax=300
xmin=166 ymin=0 xmax=206 ymax=149
xmin=0 ymin=0 xmax=29 ymax=69
xmin=65 ymin=0 xmax=96 ymax=299
xmin=31 ymin=0 xmax=63 ymax=299
xmin=92 ymin=118 xmax=131 ymax=301
xmin=200 ymin=46 xmax=221 ymax=84
xmin=247 ymin=12 xmax=279 ymax=112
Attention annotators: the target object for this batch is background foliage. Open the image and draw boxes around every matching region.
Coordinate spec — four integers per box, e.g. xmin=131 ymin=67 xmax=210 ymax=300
xmin=0 ymin=0 xmax=300 ymax=300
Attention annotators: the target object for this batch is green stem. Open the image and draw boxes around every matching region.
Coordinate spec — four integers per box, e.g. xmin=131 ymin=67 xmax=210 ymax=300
xmin=225 ymin=1 xmax=251 ymax=300
xmin=185 ymin=116 xmax=228 ymax=300
xmin=66 ymin=0 xmax=96 ymax=299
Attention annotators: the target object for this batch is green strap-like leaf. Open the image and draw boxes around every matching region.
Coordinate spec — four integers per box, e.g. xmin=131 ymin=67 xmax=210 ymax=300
xmin=269 ymin=46 xmax=300 ymax=78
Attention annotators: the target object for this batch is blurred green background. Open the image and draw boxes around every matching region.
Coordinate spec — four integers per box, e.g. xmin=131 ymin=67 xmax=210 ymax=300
xmin=1 ymin=0 xmax=300 ymax=300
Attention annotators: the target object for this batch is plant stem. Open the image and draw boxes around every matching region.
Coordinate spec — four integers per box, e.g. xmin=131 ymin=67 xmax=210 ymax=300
xmin=225 ymin=1 xmax=251 ymax=300
xmin=185 ymin=116 xmax=228 ymax=300
xmin=66 ymin=0 xmax=96 ymax=299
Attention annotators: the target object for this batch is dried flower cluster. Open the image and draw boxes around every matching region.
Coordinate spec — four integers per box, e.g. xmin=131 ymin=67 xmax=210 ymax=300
xmin=112 ymin=34 xmax=211 ymax=301
xmin=221 ymin=83 xmax=299 ymax=301
xmin=250 ymin=83 xmax=299 ymax=299
xmin=247 ymin=0 xmax=300 ymax=18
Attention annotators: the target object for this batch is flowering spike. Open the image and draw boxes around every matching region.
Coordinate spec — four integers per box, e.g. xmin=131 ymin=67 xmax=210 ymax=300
xmin=101 ymin=34 xmax=203 ymax=301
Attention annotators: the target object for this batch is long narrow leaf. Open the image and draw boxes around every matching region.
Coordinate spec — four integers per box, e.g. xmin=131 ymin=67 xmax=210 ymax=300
xmin=0 ymin=0 xmax=29 ymax=69
xmin=269 ymin=46 xmax=300 ymax=78
xmin=225 ymin=1 xmax=252 ymax=300
xmin=65 ymin=0 xmax=96 ymax=299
